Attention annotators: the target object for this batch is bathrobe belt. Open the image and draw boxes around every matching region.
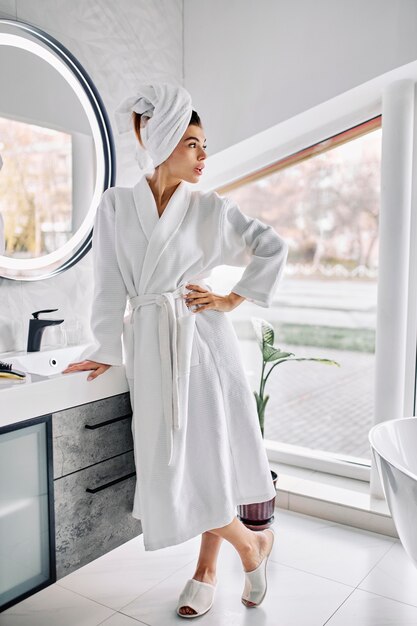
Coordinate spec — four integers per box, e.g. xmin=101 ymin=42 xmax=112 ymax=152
xmin=129 ymin=284 xmax=192 ymax=466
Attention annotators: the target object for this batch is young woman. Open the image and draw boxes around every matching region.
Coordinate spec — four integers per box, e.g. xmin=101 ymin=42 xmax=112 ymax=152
xmin=63 ymin=83 xmax=288 ymax=618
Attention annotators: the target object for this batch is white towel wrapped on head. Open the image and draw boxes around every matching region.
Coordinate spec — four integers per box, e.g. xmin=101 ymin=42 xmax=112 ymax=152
xmin=114 ymin=83 xmax=193 ymax=171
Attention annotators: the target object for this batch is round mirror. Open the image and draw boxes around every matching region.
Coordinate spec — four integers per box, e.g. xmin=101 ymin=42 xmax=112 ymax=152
xmin=0 ymin=19 xmax=115 ymax=281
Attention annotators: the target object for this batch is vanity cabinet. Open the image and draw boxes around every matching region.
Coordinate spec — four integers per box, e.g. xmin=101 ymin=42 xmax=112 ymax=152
xmin=52 ymin=392 xmax=142 ymax=579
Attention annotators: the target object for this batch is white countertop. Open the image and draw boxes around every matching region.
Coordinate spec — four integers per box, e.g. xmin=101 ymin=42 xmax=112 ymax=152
xmin=0 ymin=366 xmax=130 ymax=428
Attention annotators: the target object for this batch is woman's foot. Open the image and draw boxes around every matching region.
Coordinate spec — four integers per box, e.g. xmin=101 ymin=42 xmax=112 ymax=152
xmin=241 ymin=529 xmax=275 ymax=608
xmin=177 ymin=569 xmax=217 ymax=616
xmin=241 ymin=529 xmax=275 ymax=573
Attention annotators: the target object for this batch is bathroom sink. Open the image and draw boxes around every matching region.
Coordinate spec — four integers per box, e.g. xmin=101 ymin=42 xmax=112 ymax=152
xmin=3 ymin=344 xmax=92 ymax=377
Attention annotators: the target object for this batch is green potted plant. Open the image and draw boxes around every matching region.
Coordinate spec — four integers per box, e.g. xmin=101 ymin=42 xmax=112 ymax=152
xmin=237 ymin=317 xmax=341 ymax=529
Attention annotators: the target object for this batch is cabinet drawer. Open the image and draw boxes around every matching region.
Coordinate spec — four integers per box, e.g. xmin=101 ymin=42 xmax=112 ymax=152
xmin=52 ymin=393 xmax=133 ymax=478
xmin=54 ymin=449 xmax=141 ymax=579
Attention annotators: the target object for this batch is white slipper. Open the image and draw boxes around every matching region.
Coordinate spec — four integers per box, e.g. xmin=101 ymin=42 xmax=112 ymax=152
xmin=176 ymin=577 xmax=216 ymax=618
xmin=241 ymin=527 xmax=275 ymax=607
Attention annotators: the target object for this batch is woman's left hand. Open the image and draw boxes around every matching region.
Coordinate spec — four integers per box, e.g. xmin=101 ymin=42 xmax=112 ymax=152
xmin=183 ymin=283 xmax=245 ymax=313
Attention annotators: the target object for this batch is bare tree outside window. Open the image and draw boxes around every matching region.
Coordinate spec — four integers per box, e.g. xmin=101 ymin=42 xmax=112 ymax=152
xmin=0 ymin=118 xmax=72 ymax=258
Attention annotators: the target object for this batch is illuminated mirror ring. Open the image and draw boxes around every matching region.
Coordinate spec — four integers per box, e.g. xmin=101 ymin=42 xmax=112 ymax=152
xmin=0 ymin=19 xmax=115 ymax=280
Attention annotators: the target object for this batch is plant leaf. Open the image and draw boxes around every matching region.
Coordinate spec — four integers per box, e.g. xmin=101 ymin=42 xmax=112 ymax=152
xmin=286 ymin=357 xmax=341 ymax=367
xmin=262 ymin=395 xmax=270 ymax=411
xmin=251 ymin=317 xmax=264 ymax=350
xmin=251 ymin=317 xmax=275 ymax=349
xmin=253 ymin=391 xmax=263 ymax=413
xmin=263 ymin=344 xmax=295 ymax=362
xmin=262 ymin=321 xmax=275 ymax=346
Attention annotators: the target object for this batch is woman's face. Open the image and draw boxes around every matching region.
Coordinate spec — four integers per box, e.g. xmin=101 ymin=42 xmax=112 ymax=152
xmin=164 ymin=124 xmax=207 ymax=183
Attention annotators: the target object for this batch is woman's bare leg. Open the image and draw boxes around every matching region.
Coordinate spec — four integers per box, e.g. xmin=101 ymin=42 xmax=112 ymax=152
xmin=178 ymin=530 xmax=223 ymax=616
xmin=209 ymin=516 xmax=273 ymax=571
xmin=178 ymin=517 xmax=273 ymax=615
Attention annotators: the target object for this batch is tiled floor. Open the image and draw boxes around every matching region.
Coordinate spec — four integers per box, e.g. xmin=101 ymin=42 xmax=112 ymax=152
xmin=1 ymin=509 xmax=417 ymax=625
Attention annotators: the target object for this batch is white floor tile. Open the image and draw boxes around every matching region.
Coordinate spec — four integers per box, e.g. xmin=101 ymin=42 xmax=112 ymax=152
xmin=0 ymin=584 xmax=114 ymax=626
xmin=120 ymin=556 xmax=354 ymax=626
xmin=325 ymin=588 xmax=417 ymax=625
xmin=56 ymin=533 xmax=199 ymax=610
xmin=99 ymin=612 xmax=148 ymax=625
xmin=359 ymin=541 xmax=417 ymax=607
xmin=272 ymin=509 xmax=395 ymax=586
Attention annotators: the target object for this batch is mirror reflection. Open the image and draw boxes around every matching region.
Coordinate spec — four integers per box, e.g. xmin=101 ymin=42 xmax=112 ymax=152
xmin=0 ymin=19 xmax=114 ymax=280
xmin=0 ymin=44 xmax=95 ymax=259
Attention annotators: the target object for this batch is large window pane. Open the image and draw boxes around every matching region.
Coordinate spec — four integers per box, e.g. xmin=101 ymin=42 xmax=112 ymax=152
xmin=211 ymin=123 xmax=381 ymax=462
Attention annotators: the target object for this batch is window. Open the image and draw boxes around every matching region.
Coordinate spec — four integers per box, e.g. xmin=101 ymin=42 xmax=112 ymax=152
xmin=211 ymin=116 xmax=381 ymax=469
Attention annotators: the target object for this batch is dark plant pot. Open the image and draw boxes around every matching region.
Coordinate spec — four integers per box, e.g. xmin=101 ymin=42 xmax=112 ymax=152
xmin=236 ymin=469 xmax=278 ymax=530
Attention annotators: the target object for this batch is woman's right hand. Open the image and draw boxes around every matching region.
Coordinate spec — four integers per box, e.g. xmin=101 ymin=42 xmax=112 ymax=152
xmin=62 ymin=360 xmax=111 ymax=381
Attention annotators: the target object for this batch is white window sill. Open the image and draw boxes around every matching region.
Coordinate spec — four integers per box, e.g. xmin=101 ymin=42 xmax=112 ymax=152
xmin=269 ymin=461 xmax=398 ymax=539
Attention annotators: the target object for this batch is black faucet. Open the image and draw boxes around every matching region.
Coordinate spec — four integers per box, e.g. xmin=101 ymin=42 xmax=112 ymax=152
xmin=27 ymin=309 xmax=64 ymax=352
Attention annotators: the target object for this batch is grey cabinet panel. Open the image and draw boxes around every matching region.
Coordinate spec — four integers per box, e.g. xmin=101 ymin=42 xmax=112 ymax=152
xmin=52 ymin=393 xmax=133 ymax=478
xmin=54 ymin=450 xmax=141 ymax=579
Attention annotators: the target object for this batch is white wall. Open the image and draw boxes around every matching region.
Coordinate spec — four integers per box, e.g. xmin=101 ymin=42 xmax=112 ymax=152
xmin=184 ymin=0 xmax=417 ymax=154
xmin=0 ymin=0 xmax=183 ymax=352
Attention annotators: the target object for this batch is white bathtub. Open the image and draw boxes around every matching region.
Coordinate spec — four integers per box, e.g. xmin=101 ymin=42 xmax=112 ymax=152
xmin=369 ymin=417 xmax=417 ymax=568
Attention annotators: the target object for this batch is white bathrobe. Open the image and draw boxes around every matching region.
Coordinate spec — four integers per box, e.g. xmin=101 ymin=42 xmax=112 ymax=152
xmin=83 ymin=171 xmax=289 ymax=551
